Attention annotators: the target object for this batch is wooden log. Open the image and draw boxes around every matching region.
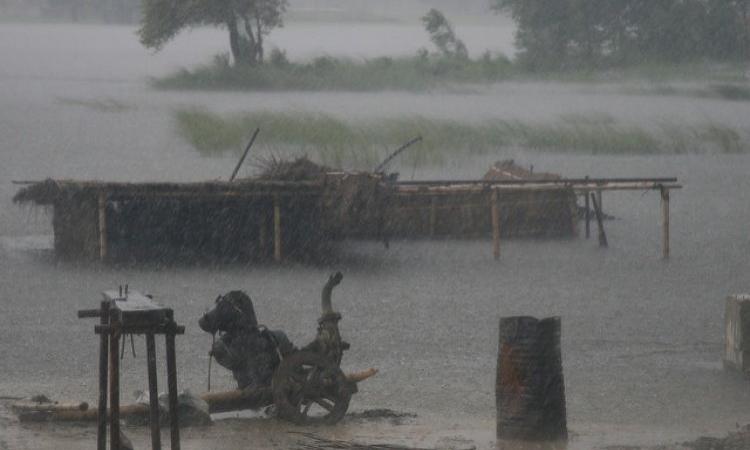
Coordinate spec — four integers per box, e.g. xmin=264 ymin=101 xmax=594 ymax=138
xmin=661 ymin=186 xmax=670 ymax=259
xmin=273 ymin=195 xmax=282 ymax=262
xmin=16 ymin=368 xmax=379 ymax=422
xmin=97 ymin=191 xmax=107 ymax=261
xmin=491 ymin=190 xmax=500 ymax=260
xmin=591 ymin=193 xmax=608 ymax=248
xmin=496 ymin=316 xmax=567 ymax=443
xmin=11 ymin=401 xmax=89 ymax=413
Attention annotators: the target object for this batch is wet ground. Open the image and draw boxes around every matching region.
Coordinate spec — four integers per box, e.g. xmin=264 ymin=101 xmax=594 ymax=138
xmin=1 ymin=23 xmax=750 ymax=449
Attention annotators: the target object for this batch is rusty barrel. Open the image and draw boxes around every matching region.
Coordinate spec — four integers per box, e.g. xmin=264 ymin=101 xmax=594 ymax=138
xmin=496 ymin=316 xmax=567 ymax=443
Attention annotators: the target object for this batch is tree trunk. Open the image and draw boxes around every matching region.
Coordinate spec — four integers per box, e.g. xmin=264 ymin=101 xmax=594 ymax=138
xmin=227 ymin=17 xmax=245 ymax=65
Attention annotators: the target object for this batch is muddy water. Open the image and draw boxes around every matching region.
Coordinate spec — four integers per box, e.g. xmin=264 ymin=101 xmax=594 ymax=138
xmin=2 ymin=23 xmax=750 ymax=450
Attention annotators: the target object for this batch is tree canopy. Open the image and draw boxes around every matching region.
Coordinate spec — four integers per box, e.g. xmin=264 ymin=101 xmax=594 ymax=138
xmin=494 ymin=0 xmax=750 ymax=70
xmin=421 ymin=9 xmax=468 ymax=59
xmin=139 ymin=0 xmax=288 ymax=65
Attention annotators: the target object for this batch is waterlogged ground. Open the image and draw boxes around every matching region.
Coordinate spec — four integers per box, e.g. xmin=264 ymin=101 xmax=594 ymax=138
xmin=2 ymin=23 xmax=750 ymax=450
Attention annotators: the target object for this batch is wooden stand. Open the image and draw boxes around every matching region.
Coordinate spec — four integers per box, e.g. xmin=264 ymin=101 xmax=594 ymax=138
xmin=79 ymin=288 xmax=185 ymax=450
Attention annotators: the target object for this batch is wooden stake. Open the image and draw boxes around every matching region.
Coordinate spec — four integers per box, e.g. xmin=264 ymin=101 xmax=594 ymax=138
xmin=273 ymin=195 xmax=282 ymax=262
xmin=491 ymin=189 xmax=500 ymax=260
xmin=661 ymin=187 xmax=670 ymax=259
xmin=97 ymin=191 xmax=107 ymax=261
xmin=591 ymin=193 xmax=608 ymax=248
xmin=596 ymin=189 xmax=603 ymax=215
xmin=146 ymin=333 xmax=161 ymax=450
xmin=584 ymin=191 xmax=590 ymax=239
xmin=258 ymin=214 xmax=267 ymax=259
xmin=429 ymin=196 xmax=437 ymax=237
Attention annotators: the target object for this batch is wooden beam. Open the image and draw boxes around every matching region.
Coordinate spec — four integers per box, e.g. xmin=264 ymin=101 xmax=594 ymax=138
xmin=661 ymin=187 xmax=670 ymax=259
xmin=491 ymin=189 xmax=500 ymax=260
xmin=96 ymin=301 xmax=109 ymax=450
xmin=273 ymin=195 xmax=282 ymax=262
xmin=97 ymin=192 xmax=107 ymax=262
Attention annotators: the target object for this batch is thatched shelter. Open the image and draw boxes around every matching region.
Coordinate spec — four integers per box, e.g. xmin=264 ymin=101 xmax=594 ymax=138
xmin=13 ymin=159 xmax=388 ymax=263
xmin=13 ymin=159 xmax=580 ymax=262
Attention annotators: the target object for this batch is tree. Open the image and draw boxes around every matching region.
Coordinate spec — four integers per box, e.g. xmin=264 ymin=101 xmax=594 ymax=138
xmin=494 ymin=0 xmax=750 ymax=70
xmin=421 ymin=9 xmax=468 ymax=59
xmin=139 ymin=0 xmax=288 ymax=66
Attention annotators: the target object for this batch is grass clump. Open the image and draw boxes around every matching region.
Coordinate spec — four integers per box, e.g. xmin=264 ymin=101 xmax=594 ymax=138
xmin=175 ymin=109 xmax=750 ymax=169
xmin=154 ymin=52 xmax=515 ymax=91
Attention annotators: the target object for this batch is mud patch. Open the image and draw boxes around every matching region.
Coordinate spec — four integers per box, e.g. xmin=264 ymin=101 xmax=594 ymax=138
xmin=347 ymin=408 xmax=417 ymax=425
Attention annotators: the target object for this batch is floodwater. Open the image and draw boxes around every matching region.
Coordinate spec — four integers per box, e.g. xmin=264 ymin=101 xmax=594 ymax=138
xmin=2 ymin=22 xmax=750 ymax=450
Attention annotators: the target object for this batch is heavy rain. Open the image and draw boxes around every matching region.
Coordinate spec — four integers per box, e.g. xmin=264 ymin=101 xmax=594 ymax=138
xmin=1 ymin=1 xmax=750 ymax=449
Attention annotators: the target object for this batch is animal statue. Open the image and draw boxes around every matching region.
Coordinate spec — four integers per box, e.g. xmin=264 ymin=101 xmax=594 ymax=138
xmin=198 ymin=290 xmax=294 ymax=390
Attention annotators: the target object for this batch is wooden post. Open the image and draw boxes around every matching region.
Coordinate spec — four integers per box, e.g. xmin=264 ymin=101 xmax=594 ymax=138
xmin=146 ymin=333 xmax=162 ymax=450
xmin=591 ymin=193 xmax=608 ymax=248
xmin=258 ymin=214 xmax=267 ymax=259
xmin=108 ymin=313 xmax=121 ymax=450
xmin=97 ymin=301 xmax=109 ymax=450
xmin=97 ymin=191 xmax=107 ymax=262
xmin=584 ymin=191 xmax=590 ymax=239
xmin=429 ymin=196 xmax=437 ymax=238
xmin=165 ymin=310 xmax=181 ymax=450
xmin=496 ymin=316 xmax=567 ymax=443
xmin=596 ymin=189 xmax=603 ymax=215
xmin=491 ymin=189 xmax=500 ymax=260
xmin=661 ymin=187 xmax=670 ymax=259
xmin=273 ymin=195 xmax=282 ymax=263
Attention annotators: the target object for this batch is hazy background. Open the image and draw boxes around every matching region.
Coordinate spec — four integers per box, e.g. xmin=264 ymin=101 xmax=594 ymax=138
xmin=2 ymin=2 xmax=750 ymax=449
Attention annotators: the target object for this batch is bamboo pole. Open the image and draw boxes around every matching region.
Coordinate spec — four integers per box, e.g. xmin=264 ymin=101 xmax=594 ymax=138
xmin=661 ymin=187 xmax=670 ymax=259
xmin=273 ymin=195 xmax=282 ymax=262
xmin=491 ymin=189 xmax=500 ymax=260
xmin=97 ymin=191 xmax=107 ymax=261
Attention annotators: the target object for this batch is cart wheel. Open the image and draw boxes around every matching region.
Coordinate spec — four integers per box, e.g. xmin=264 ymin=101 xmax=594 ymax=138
xmin=272 ymin=351 xmax=353 ymax=425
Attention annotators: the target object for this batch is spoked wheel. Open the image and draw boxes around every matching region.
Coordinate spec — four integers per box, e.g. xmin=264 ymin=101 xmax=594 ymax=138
xmin=272 ymin=351 xmax=353 ymax=425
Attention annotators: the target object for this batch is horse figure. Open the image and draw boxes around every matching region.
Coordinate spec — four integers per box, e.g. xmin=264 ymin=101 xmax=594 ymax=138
xmin=199 ymin=290 xmax=294 ymax=390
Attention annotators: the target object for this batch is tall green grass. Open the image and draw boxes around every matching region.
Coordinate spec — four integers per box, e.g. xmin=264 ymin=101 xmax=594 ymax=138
xmin=175 ymin=109 xmax=750 ymax=169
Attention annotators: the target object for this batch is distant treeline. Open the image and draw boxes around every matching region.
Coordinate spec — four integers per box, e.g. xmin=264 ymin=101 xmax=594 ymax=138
xmin=495 ymin=0 xmax=750 ymax=70
xmin=0 ymin=0 xmax=141 ymax=23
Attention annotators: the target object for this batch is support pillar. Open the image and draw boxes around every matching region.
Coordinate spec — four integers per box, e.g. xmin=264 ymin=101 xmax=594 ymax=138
xmin=661 ymin=187 xmax=670 ymax=259
xmin=491 ymin=189 xmax=500 ymax=260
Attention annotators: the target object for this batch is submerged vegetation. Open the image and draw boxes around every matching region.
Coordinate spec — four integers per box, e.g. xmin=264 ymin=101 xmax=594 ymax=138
xmin=175 ymin=109 xmax=750 ymax=168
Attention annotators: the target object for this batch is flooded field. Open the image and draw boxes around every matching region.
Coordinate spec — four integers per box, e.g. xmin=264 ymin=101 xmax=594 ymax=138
xmin=2 ymin=23 xmax=750 ymax=449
